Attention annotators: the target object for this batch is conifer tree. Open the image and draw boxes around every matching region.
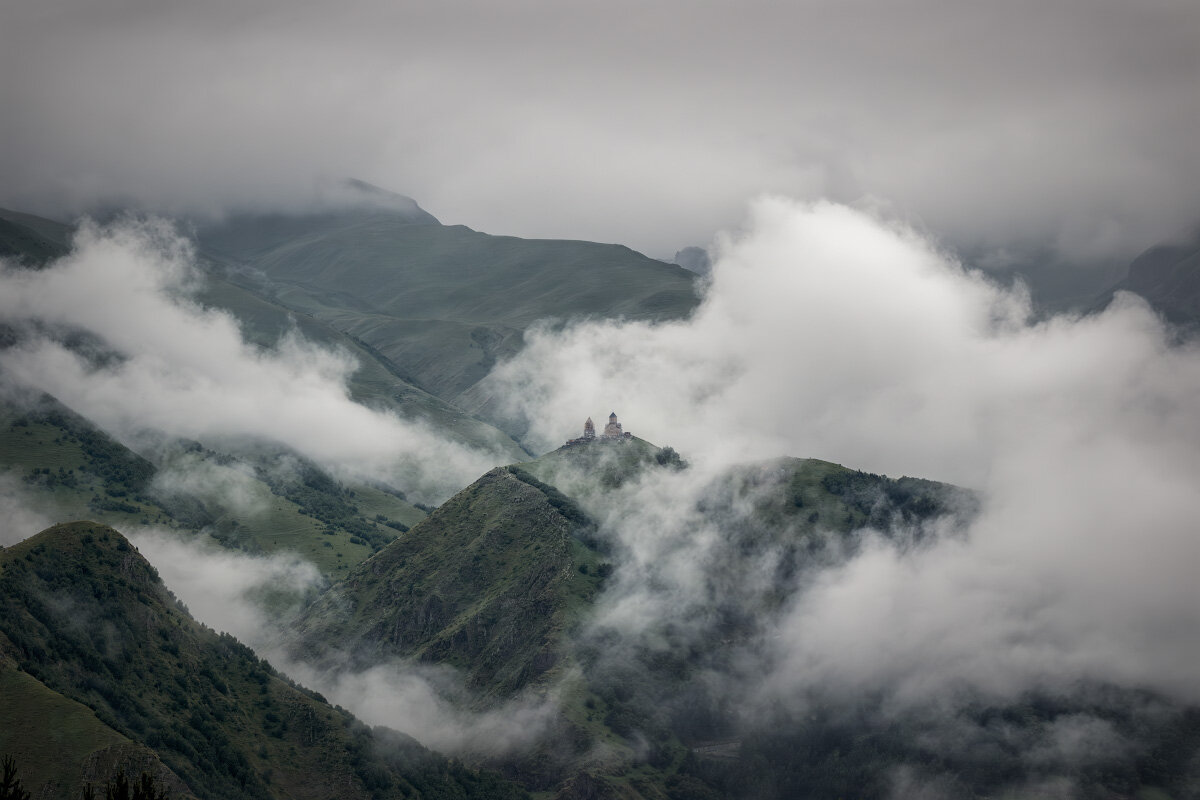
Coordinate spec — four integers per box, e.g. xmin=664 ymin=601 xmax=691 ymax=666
xmin=86 ymin=770 xmax=169 ymax=800
xmin=0 ymin=756 xmax=31 ymax=800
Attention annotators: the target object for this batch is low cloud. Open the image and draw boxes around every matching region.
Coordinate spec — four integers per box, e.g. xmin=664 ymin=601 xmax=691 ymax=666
xmin=2 ymin=1 xmax=1197 ymax=265
xmin=127 ymin=528 xmax=323 ymax=644
xmin=151 ymin=454 xmax=269 ymax=520
xmin=486 ymin=197 xmax=1200 ymax=711
xmin=0 ymin=219 xmax=502 ymax=500
xmin=128 ymin=527 xmax=557 ymax=758
xmin=279 ymin=659 xmax=560 ymax=759
xmin=0 ymin=473 xmax=55 ymax=546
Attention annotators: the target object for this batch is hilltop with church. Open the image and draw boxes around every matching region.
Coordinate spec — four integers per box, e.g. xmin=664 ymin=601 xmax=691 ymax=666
xmin=565 ymin=412 xmax=633 ymax=446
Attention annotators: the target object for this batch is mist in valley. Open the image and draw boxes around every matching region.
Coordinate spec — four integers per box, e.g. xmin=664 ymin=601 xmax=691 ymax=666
xmin=1 ymin=2 xmax=1198 ymax=792
xmin=3 ymin=199 xmax=1200 ymax=793
xmin=0 ymin=218 xmax=506 ymax=502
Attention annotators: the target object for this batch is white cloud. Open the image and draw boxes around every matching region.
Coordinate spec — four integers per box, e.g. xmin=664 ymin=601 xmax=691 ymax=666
xmin=0 ymin=220 xmax=502 ymax=499
xmin=126 ymin=526 xmax=558 ymax=758
xmin=127 ymin=527 xmax=323 ymax=644
xmin=2 ymin=0 xmax=1197 ymax=263
xmin=0 ymin=473 xmax=55 ymax=546
xmin=486 ymin=198 xmax=1200 ymax=707
xmin=278 ymin=659 xmax=560 ymax=758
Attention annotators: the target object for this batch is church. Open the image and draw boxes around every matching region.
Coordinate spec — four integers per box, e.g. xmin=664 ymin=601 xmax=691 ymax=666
xmin=565 ymin=412 xmax=633 ymax=446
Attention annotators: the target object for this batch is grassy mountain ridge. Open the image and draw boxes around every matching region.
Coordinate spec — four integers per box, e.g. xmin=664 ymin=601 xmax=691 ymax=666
xmin=0 ymin=521 xmax=529 ymax=800
xmin=291 ymin=466 xmax=605 ymax=699
xmin=196 ymin=271 xmax=530 ymax=463
xmin=289 ymin=462 xmax=629 ymax=793
xmin=289 ymin=441 xmax=976 ymax=798
xmin=0 ymin=392 xmax=423 ymax=576
xmin=0 ymin=205 xmax=528 ymax=470
xmin=197 ymin=206 xmax=699 ymax=407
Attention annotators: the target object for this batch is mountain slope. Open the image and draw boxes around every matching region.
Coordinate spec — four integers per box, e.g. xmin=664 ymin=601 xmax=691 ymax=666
xmin=195 ymin=269 xmax=529 ymax=462
xmin=197 ymin=192 xmax=699 ymax=407
xmin=292 ymin=466 xmax=605 ymax=700
xmin=1094 ymin=224 xmax=1200 ymax=324
xmin=0 ymin=393 xmax=425 ymax=576
xmin=0 ymin=522 xmax=528 ymax=800
xmin=0 ymin=654 xmax=194 ymax=800
xmin=0 ymin=204 xmax=529 ymax=468
xmin=0 ymin=207 xmax=72 ymax=265
xmin=289 ymin=441 xmax=975 ymax=798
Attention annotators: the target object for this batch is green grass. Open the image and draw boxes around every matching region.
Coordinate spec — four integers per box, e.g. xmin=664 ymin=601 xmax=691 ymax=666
xmin=294 ymin=467 xmax=605 ymax=701
xmin=0 ymin=659 xmax=176 ymax=800
xmin=346 ymin=483 xmax=426 ymax=529
xmin=198 ymin=210 xmax=698 ymax=411
xmin=196 ymin=274 xmax=528 ymax=461
xmin=0 ymin=409 xmax=169 ymax=530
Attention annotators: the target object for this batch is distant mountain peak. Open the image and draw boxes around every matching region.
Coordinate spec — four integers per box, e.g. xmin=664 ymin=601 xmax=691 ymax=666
xmin=315 ymin=177 xmax=440 ymax=224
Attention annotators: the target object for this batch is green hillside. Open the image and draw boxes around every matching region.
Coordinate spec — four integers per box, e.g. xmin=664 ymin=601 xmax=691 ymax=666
xmin=197 ymin=193 xmax=699 ymax=407
xmin=290 ymin=463 xmax=632 ymax=792
xmin=0 ymin=396 xmax=177 ymax=531
xmin=292 ymin=466 xmax=604 ymax=699
xmin=0 ymin=205 xmax=528 ymax=470
xmin=0 ymin=393 xmax=425 ymax=576
xmin=195 ymin=271 xmax=529 ymax=462
xmin=0 ymin=654 xmax=195 ymax=800
xmin=0 ymin=522 xmax=528 ymax=800
xmin=289 ymin=441 xmax=975 ymax=798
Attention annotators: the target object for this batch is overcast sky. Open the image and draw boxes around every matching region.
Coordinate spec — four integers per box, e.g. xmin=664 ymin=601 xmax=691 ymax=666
xmin=2 ymin=0 xmax=1197 ymax=263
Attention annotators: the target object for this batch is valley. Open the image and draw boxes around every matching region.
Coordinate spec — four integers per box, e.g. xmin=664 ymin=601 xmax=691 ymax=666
xmin=1 ymin=192 xmax=1199 ymax=799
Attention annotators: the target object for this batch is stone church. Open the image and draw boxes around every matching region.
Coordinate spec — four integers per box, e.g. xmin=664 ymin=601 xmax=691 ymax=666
xmin=565 ymin=412 xmax=632 ymax=446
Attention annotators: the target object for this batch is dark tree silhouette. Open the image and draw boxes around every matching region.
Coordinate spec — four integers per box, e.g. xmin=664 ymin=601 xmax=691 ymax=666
xmin=0 ymin=756 xmax=31 ymax=800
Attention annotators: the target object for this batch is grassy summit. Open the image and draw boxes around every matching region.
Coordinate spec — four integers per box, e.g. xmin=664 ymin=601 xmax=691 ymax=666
xmin=292 ymin=467 xmax=605 ymax=699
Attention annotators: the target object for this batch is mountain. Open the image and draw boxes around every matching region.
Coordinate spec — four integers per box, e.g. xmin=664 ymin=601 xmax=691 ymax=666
xmin=0 ymin=193 xmax=694 ymax=478
xmin=1094 ymin=221 xmax=1200 ymax=326
xmin=194 ymin=267 xmax=529 ymax=463
xmin=290 ymin=440 xmax=977 ymax=797
xmin=196 ymin=183 xmax=699 ymax=410
xmin=1098 ymin=225 xmax=1200 ymax=325
xmin=0 ymin=521 xmax=528 ymax=800
xmin=0 ymin=208 xmax=72 ymax=266
xmin=290 ymin=439 xmax=1200 ymax=799
xmin=291 ymin=465 xmax=603 ymax=697
xmin=0 ymin=204 xmax=530 ymax=466
xmin=0 ymin=392 xmax=430 ymax=577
